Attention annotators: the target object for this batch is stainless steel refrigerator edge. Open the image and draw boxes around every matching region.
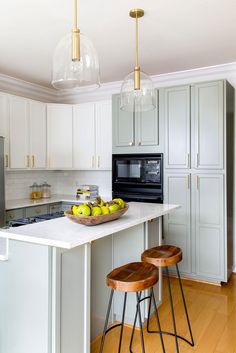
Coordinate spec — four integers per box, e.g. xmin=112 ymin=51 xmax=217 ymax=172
xmin=0 ymin=137 xmax=5 ymax=227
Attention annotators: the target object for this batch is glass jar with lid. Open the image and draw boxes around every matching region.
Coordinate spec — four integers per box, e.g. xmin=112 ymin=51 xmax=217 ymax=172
xmin=41 ymin=182 xmax=51 ymax=199
xmin=30 ymin=182 xmax=42 ymax=200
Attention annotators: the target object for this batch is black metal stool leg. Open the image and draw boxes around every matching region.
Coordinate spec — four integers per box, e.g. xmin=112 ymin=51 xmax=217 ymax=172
xmin=118 ymin=292 xmax=127 ymax=353
xmin=176 ymin=264 xmax=194 ymax=346
xmin=146 ymin=290 xmax=152 ymax=332
xmin=100 ymin=289 xmax=114 ymax=353
xmin=136 ymin=292 xmax=146 ymax=353
xmin=166 ymin=266 xmax=179 ymax=353
xmin=129 ymin=292 xmax=141 ymax=353
xmin=151 ymin=288 xmax=166 ymax=353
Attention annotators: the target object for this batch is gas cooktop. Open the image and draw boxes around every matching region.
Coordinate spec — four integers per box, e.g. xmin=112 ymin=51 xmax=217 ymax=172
xmin=9 ymin=211 xmax=65 ymax=227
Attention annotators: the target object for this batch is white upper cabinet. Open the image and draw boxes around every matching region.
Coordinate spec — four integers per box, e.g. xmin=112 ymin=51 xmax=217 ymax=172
xmin=29 ymin=101 xmax=46 ymax=169
xmin=73 ymin=103 xmax=96 ymax=170
xmin=73 ymin=100 xmax=112 ymax=170
xmin=95 ymin=100 xmax=112 ymax=170
xmin=9 ymin=97 xmax=29 ymax=169
xmin=47 ymin=104 xmax=73 ymax=169
xmin=163 ymin=86 xmax=190 ymax=169
xmin=0 ymin=93 xmax=10 ymax=168
xmin=192 ymin=81 xmax=224 ymax=169
xmin=9 ymin=96 xmax=47 ymax=169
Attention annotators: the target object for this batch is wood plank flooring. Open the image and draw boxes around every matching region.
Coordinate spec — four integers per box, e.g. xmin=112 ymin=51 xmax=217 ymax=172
xmin=91 ymin=274 xmax=236 ymax=353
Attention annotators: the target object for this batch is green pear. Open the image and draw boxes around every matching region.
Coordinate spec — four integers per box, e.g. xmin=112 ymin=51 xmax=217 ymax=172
xmin=76 ymin=204 xmax=91 ymax=216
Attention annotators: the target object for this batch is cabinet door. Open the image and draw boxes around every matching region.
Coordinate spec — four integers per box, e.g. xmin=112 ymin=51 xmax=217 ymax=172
xmin=73 ymin=103 xmax=95 ymax=169
xmin=164 ymin=173 xmax=191 ymax=274
xmin=136 ymin=90 xmax=159 ymax=146
xmin=112 ymin=94 xmax=134 ymax=147
xmin=0 ymin=93 xmax=9 ymax=168
xmin=9 ymin=97 xmax=29 ymax=169
xmin=194 ymin=174 xmax=224 ymax=280
xmin=164 ymin=86 xmax=190 ymax=169
xmin=29 ymin=101 xmax=46 ymax=169
xmin=95 ymin=100 xmax=112 ymax=170
xmin=47 ymin=104 xmax=73 ymax=169
xmin=192 ymin=81 xmax=224 ymax=169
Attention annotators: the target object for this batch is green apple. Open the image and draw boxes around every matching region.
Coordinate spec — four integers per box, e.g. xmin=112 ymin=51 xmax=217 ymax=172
xmin=101 ymin=206 xmax=110 ymax=215
xmin=113 ymin=198 xmax=125 ymax=209
xmin=72 ymin=205 xmax=79 ymax=215
xmin=76 ymin=204 xmax=91 ymax=216
xmin=108 ymin=203 xmax=120 ymax=213
xmin=92 ymin=206 xmax=102 ymax=216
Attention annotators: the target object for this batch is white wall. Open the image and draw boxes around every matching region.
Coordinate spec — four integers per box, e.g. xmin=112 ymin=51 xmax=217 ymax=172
xmin=56 ymin=171 xmax=112 ymax=199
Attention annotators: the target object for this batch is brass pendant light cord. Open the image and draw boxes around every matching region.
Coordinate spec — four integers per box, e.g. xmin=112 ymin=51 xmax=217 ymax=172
xmin=72 ymin=0 xmax=80 ymax=61
xmin=74 ymin=0 xmax=77 ymax=29
xmin=135 ymin=12 xmax=139 ymax=67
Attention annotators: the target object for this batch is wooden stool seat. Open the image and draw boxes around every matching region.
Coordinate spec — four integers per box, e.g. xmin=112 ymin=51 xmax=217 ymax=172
xmin=106 ymin=262 xmax=159 ymax=292
xmin=142 ymin=245 xmax=182 ymax=267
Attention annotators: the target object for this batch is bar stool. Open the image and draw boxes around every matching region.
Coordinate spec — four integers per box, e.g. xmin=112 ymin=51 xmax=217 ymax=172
xmin=141 ymin=245 xmax=194 ymax=353
xmin=99 ymin=262 xmax=166 ymax=353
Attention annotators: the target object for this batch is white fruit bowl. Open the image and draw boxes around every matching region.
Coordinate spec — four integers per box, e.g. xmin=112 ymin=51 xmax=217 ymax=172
xmin=64 ymin=204 xmax=129 ymax=226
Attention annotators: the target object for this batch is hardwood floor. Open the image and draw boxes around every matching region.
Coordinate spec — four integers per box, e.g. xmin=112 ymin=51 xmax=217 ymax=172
xmin=91 ymin=274 xmax=236 ymax=353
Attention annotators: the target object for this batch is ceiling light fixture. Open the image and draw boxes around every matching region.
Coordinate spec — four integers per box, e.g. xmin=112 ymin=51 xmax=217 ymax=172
xmin=51 ymin=0 xmax=100 ymax=90
xmin=120 ymin=9 xmax=156 ymax=112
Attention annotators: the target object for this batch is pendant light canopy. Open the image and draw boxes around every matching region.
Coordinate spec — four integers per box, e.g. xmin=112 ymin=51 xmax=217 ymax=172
xmin=52 ymin=0 xmax=100 ymax=90
xmin=120 ymin=9 xmax=156 ymax=112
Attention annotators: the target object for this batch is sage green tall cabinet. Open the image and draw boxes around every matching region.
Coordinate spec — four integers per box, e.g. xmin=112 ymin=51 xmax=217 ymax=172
xmin=163 ymin=80 xmax=234 ymax=283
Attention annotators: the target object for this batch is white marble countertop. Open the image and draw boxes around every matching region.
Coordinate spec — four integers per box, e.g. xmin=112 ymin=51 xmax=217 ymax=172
xmin=5 ymin=194 xmax=112 ymax=210
xmin=0 ymin=202 xmax=179 ymax=249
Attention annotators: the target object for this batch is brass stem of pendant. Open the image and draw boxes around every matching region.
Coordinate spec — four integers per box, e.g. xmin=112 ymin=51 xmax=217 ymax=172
xmin=72 ymin=28 xmax=80 ymax=61
xmin=134 ymin=66 xmax=141 ymax=90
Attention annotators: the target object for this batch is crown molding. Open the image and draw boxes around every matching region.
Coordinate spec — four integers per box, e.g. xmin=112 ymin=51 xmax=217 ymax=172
xmin=57 ymin=62 xmax=236 ymax=103
xmin=0 ymin=73 xmax=57 ymax=102
xmin=0 ymin=62 xmax=236 ymax=104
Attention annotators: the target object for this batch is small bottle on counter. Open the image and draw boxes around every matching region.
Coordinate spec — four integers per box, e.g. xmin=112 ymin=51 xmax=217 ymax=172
xmin=30 ymin=182 xmax=42 ymax=200
xmin=41 ymin=182 xmax=51 ymax=198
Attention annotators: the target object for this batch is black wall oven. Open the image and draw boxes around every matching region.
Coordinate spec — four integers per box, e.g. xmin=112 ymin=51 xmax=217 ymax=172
xmin=112 ymin=154 xmax=163 ymax=203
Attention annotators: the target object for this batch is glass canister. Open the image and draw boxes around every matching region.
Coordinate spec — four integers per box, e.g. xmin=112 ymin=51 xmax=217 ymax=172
xmin=30 ymin=182 xmax=42 ymax=200
xmin=41 ymin=182 xmax=51 ymax=199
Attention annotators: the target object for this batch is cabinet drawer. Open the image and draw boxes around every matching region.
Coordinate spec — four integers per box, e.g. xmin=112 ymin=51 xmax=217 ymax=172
xmin=25 ymin=205 xmax=48 ymax=217
xmin=48 ymin=203 xmax=62 ymax=213
xmin=6 ymin=208 xmax=24 ymax=222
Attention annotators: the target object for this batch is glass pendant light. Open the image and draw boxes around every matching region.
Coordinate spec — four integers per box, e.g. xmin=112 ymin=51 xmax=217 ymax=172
xmin=120 ymin=9 xmax=156 ymax=112
xmin=52 ymin=0 xmax=100 ymax=90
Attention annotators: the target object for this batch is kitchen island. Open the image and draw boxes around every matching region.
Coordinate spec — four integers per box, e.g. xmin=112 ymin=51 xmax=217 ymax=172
xmin=0 ymin=202 xmax=179 ymax=353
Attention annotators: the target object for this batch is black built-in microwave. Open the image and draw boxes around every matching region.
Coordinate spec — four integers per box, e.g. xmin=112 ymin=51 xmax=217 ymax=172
xmin=112 ymin=154 xmax=163 ymax=203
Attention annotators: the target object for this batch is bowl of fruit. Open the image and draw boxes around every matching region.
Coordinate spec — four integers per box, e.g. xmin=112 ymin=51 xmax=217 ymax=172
xmin=64 ymin=197 xmax=129 ymax=226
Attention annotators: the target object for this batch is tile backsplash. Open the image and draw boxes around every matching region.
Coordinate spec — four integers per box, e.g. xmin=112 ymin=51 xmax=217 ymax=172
xmin=5 ymin=171 xmax=58 ymax=200
xmin=5 ymin=170 xmax=112 ymax=201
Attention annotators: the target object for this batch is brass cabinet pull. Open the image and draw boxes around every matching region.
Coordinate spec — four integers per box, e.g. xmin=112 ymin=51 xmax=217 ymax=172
xmin=187 ymin=153 xmax=190 ymax=168
xmin=5 ymin=155 xmax=9 ymax=168
xmin=129 ymin=142 xmax=134 ymax=146
xmin=32 ymin=155 xmax=35 ymax=168
xmin=27 ymin=155 xmax=30 ymax=168
xmin=186 ymin=175 xmax=190 ymax=190
xmin=97 ymin=156 xmax=100 ymax=168
xmin=138 ymin=141 xmax=141 ymax=146
xmin=196 ymin=153 xmax=199 ymax=168
xmin=196 ymin=175 xmax=200 ymax=190
xmin=92 ymin=156 xmax=95 ymax=168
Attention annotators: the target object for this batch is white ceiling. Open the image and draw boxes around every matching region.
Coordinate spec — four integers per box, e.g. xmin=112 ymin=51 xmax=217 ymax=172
xmin=0 ymin=0 xmax=236 ymax=89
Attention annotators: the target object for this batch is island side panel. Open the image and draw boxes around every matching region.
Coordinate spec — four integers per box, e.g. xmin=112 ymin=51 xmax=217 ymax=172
xmin=0 ymin=239 xmax=52 ymax=353
xmin=58 ymin=243 xmax=91 ymax=353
